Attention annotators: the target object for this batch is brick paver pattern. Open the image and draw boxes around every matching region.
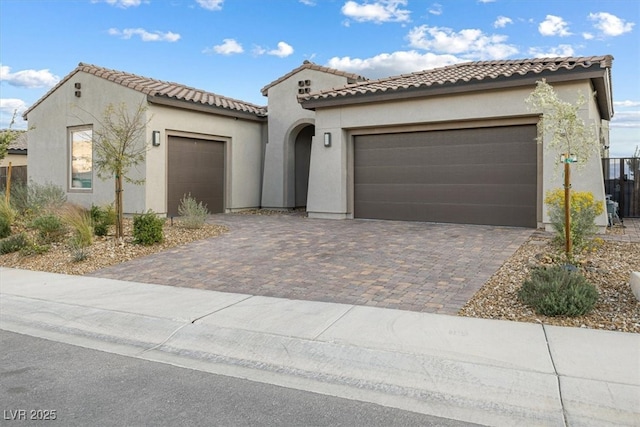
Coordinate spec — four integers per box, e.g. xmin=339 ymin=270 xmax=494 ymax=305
xmin=90 ymin=214 xmax=534 ymax=315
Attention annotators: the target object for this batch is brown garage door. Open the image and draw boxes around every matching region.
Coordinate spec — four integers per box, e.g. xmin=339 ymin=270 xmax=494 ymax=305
xmin=354 ymin=125 xmax=537 ymax=227
xmin=168 ymin=136 xmax=224 ymax=217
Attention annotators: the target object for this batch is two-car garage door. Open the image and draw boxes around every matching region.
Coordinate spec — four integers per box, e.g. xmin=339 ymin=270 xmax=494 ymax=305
xmin=354 ymin=125 xmax=537 ymax=227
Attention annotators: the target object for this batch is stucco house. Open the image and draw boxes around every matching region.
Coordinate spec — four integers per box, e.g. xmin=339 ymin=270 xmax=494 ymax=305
xmin=23 ymin=55 xmax=613 ymax=229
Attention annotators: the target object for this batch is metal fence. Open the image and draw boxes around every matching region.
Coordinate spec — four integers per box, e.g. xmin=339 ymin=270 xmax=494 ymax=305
xmin=603 ymin=158 xmax=640 ymax=218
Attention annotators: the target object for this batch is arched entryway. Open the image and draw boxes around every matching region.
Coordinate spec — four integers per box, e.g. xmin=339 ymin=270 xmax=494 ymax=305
xmin=294 ymin=125 xmax=314 ymax=208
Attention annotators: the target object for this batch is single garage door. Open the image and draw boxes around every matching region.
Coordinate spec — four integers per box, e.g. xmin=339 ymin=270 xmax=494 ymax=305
xmin=354 ymin=125 xmax=537 ymax=227
xmin=167 ymin=136 xmax=224 ymax=217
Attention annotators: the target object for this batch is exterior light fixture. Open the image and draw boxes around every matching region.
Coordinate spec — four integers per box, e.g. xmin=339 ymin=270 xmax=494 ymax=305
xmin=152 ymin=130 xmax=161 ymax=147
xmin=323 ymin=132 xmax=331 ymax=147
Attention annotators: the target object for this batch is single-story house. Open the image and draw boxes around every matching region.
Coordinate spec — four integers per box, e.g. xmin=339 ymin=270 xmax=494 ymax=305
xmin=23 ymin=55 xmax=613 ymax=228
xmin=1 ymin=130 xmax=28 ymax=187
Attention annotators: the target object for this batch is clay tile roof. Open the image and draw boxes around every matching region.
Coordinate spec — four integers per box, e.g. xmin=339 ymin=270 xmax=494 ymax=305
xmin=299 ymin=55 xmax=613 ymax=102
xmin=24 ymin=63 xmax=267 ymax=119
xmin=260 ymin=60 xmax=367 ymax=96
xmin=2 ymin=130 xmax=28 ymax=152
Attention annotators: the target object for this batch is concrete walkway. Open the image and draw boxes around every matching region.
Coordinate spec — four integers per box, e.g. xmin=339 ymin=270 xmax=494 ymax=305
xmin=2 ymin=267 xmax=638 ymax=427
xmin=90 ymin=215 xmax=533 ymax=315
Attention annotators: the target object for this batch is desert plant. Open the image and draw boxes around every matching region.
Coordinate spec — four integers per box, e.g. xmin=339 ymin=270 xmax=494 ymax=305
xmin=90 ymin=204 xmax=116 ymax=236
xmin=69 ymin=238 xmax=90 ymax=262
xmin=61 ymin=205 xmax=93 ymax=248
xmin=545 ymin=189 xmax=604 ymax=254
xmin=133 ymin=210 xmax=164 ymax=245
xmin=177 ymin=193 xmax=209 ymax=229
xmin=30 ymin=213 xmax=66 ymax=244
xmin=9 ymin=181 xmax=66 ymax=217
xmin=20 ymin=240 xmax=50 ymax=256
xmin=518 ymin=265 xmax=598 ymax=317
xmin=0 ymin=233 xmax=28 ymax=254
xmin=0 ymin=196 xmax=17 ymax=226
xmin=0 ymin=216 xmax=11 ymax=239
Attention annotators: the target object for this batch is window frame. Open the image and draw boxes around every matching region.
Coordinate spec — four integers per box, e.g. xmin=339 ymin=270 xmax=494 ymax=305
xmin=68 ymin=126 xmax=94 ymax=192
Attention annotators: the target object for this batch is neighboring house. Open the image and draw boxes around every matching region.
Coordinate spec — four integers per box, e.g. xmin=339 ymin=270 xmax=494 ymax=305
xmin=0 ymin=130 xmax=28 ymax=187
xmin=23 ymin=55 xmax=613 ymax=229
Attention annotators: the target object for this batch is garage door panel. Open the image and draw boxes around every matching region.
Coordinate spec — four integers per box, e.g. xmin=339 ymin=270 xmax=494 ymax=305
xmin=354 ymin=125 xmax=537 ymax=227
xmin=168 ymin=136 xmax=224 ymax=217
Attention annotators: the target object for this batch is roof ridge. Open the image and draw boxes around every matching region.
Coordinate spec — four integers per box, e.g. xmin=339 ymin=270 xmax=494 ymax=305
xmin=260 ymin=60 xmax=367 ymax=95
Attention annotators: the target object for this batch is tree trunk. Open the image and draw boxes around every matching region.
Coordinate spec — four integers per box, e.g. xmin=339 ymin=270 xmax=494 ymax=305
xmin=564 ymin=157 xmax=572 ymax=258
xmin=115 ymin=174 xmax=124 ymax=239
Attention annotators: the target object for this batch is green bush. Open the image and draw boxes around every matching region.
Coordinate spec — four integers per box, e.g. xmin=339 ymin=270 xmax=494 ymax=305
xmin=518 ymin=266 xmax=598 ymax=317
xmin=177 ymin=193 xmax=209 ymax=229
xmin=0 ymin=197 xmax=17 ymax=226
xmin=133 ymin=211 xmax=165 ymax=245
xmin=20 ymin=240 xmax=50 ymax=256
xmin=61 ymin=205 xmax=93 ymax=248
xmin=0 ymin=216 xmax=10 ymax=239
xmin=9 ymin=181 xmax=66 ymax=217
xmin=30 ymin=213 xmax=66 ymax=243
xmin=91 ymin=204 xmax=116 ymax=236
xmin=0 ymin=233 xmax=28 ymax=254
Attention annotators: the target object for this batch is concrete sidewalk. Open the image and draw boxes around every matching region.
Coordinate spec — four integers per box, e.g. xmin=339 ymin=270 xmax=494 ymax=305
xmin=1 ymin=267 xmax=638 ymax=427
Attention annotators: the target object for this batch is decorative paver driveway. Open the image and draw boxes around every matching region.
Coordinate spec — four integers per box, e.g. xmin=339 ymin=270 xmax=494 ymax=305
xmin=90 ymin=214 xmax=534 ymax=315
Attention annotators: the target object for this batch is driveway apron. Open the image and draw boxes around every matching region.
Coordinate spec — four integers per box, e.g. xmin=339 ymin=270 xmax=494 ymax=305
xmin=89 ymin=214 xmax=534 ymax=315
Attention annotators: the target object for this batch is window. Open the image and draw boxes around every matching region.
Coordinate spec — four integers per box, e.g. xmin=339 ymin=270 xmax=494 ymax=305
xmin=69 ymin=127 xmax=93 ymax=190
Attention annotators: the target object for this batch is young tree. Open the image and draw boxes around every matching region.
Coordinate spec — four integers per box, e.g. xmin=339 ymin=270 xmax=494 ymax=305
xmin=0 ymin=110 xmax=19 ymax=161
xmin=93 ymin=102 xmax=149 ymax=238
xmin=525 ymin=79 xmax=600 ymax=258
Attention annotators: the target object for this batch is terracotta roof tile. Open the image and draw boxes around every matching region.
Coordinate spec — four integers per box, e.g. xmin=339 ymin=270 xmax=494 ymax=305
xmin=299 ymin=56 xmax=613 ymax=102
xmin=24 ymin=63 xmax=267 ymax=119
xmin=260 ymin=60 xmax=367 ymax=96
xmin=1 ymin=130 xmax=28 ymax=151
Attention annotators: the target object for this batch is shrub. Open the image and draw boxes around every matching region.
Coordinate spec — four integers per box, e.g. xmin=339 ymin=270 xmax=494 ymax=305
xmin=61 ymin=204 xmax=93 ymax=248
xmin=91 ymin=204 xmax=116 ymax=236
xmin=133 ymin=211 xmax=165 ymax=245
xmin=545 ymin=189 xmax=604 ymax=254
xmin=518 ymin=266 xmax=598 ymax=317
xmin=0 ymin=196 xmax=17 ymax=226
xmin=20 ymin=240 xmax=50 ymax=256
xmin=0 ymin=233 xmax=28 ymax=254
xmin=177 ymin=193 xmax=209 ymax=229
xmin=0 ymin=216 xmax=11 ymax=239
xmin=30 ymin=213 xmax=66 ymax=243
xmin=10 ymin=181 xmax=66 ymax=217
xmin=69 ymin=238 xmax=90 ymax=262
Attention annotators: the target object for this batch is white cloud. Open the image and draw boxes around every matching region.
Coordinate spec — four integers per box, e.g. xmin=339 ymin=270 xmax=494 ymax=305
xmin=610 ymin=110 xmax=640 ymax=128
xmin=327 ymin=51 xmax=460 ymax=78
xmin=528 ymin=44 xmax=575 ymax=58
xmin=0 ymin=65 xmax=60 ymax=89
xmin=538 ymin=15 xmax=572 ymax=37
xmin=407 ymin=25 xmax=518 ymax=60
xmin=582 ymin=32 xmax=594 ymax=40
xmin=477 ymin=0 xmax=496 ymax=3
xmin=268 ymin=42 xmax=294 ymax=58
xmin=588 ymin=12 xmax=634 ymax=37
xmin=205 ymin=38 xmax=244 ymax=55
xmin=93 ymin=0 xmax=143 ymax=8
xmin=299 ymin=0 xmax=316 ymax=5
xmin=428 ymin=3 xmax=442 ymax=16
xmin=0 ymin=98 xmax=28 ymax=129
xmin=196 ymin=0 xmax=223 ymax=11
xmin=614 ymin=100 xmax=640 ymax=108
xmin=108 ymin=28 xmax=180 ymax=42
xmin=494 ymin=16 xmax=512 ymax=28
xmin=341 ymin=0 xmax=410 ymax=24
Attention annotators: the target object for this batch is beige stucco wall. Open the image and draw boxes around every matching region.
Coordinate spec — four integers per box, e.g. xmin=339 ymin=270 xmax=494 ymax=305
xmin=261 ymin=69 xmax=356 ymax=208
xmin=0 ymin=153 xmax=27 ymax=168
xmin=146 ymin=104 xmax=264 ymax=214
xmin=26 ymin=72 xmax=147 ymax=213
xmin=307 ymin=80 xmax=609 ymax=228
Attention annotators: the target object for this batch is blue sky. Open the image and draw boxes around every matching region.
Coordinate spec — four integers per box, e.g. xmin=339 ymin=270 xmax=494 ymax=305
xmin=1 ymin=0 xmax=638 ymax=156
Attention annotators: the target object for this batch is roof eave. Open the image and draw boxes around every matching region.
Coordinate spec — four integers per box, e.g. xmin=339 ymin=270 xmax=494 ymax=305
xmin=148 ymin=95 xmax=267 ymax=122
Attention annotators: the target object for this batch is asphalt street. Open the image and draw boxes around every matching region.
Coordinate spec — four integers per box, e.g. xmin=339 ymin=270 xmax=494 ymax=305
xmin=1 ymin=330 xmax=478 ymax=427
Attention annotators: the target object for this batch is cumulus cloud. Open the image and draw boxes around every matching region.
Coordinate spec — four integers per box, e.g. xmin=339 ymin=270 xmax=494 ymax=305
xmin=93 ymin=0 xmax=143 ymax=8
xmin=528 ymin=44 xmax=575 ymax=58
xmin=196 ymin=0 xmax=223 ymax=11
xmin=204 ymin=38 xmax=244 ymax=55
xmin=299 ymin=0 xmax=316 ymax=5
xmin=0 ymin=98 xmax=28 ymax=129
xmin=588 ymin=12 xmax=634 ymax=37
xmin=327 ymin=51 xmax=460 ymax=78
xmin=582 ymin=32 xmax=594 ymax=40
xmin=407 ymin=25 xmax=518 ymax=59
xmin=108 ymin=28 xmax=180 ymax=42
xmin=0 ymin=65 xmax=60 ymax=89
xmin=428 ymin=3 xmax=442 ymax=16
xmin=494 ymin=16 xmax=513 ymax=28
xmin=269 ymin=42 xmax=294 ymax=58
xmin=538 ymin=15 xmax=572 ymax=36
xmin=610 ymin=110 xmax=640 ymax=128
xmin=341 ymin=0 xmax=410 ymax=24
xmin=614 ymin=100 xmax=640 ymax=108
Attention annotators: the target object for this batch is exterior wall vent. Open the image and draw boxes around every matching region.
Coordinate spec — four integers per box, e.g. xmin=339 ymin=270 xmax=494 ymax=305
xmin=74 ymin=91 xmax=81 ymax=97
